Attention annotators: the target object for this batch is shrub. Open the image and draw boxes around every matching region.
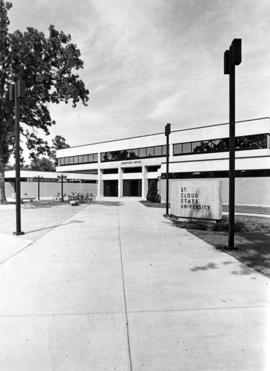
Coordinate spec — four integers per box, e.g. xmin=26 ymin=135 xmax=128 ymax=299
xmin=146 ymin=182 xmax=161 ymax=203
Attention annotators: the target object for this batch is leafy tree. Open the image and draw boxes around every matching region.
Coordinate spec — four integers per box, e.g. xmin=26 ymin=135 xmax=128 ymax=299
xmin=30 ymin=157 xmax=55 ymax=172
xmin=52 ymin=135 xmax=70 ymax=151
xmin=146 ymin=181 xmax=161 ymax=203
xmin=0 ymin=1 xmax=89 ymax=203
xmin=51 ymin=134 xmax=70 ymax=166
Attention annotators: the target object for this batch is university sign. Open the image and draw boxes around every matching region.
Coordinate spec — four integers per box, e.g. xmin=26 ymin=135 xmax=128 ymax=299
xmin=170 ymin=180 xmax=222 ymax=220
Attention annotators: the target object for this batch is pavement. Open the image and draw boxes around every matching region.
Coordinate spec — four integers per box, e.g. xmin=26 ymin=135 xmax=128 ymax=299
xmin=0 ymin=199 xmax=269 ymax=371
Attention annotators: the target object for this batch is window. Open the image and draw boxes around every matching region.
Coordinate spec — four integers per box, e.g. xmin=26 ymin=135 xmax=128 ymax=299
xmin=173 ymin=133 xmax=268 ymax=156
xmin=200 ymin=140 xmax=212 ymax=153
xmin=103 ymin=168 xmax=118 ymax=174
xmin=154 ymin=146 xmax=162 ymax=156
xmin=192 ymin=142 xmax=201 ymax=153
xmin=139 ymin=147 xmax=147 ymax=157
xmin=100 ymin=145 xmax=167 ymax=162
xmin=173 ymin=143 xmax=182 ymax=155
xmin=58 ymin=153 xmax=98 ymax=166
xmin=127 ymin=149 xmax=138 ymax=159
xmin=182 ymin=142 xmax=191 ymax=154
xmin=162 ymin=145 xmax=168 ymax=156
xmin=147 ymin=166 xmax=160 ymax=172
xmin=146 ymin=147 xmax=154 ymax=157
xmin=123 ymin=167 xmax=142 ymax=173
xmin=211 ymin=139 xmax=222 ymax=152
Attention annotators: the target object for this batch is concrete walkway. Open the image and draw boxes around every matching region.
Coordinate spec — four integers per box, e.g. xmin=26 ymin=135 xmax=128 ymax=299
xmin=0 ymin=200 xmax=269 ymax=370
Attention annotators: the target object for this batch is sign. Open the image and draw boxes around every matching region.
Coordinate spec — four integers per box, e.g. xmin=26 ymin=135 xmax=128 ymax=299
xmin=121 ymin=160 xmax=141 ymax=166
xmin=170 ymin=180 xmax=222 ymax=220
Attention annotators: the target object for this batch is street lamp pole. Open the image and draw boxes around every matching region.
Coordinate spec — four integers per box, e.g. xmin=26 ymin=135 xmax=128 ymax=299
xmin=36 ymin=176 xmax=43 ymax=201
xmin=224 ymin=39 xmax=242 ymax=249
xmin=9 ymin=78 xmax=25 ymax=235
xmin=165 ymin=123 xmax=171 ymax=216
xmin=57 ymin=175 xmax=67 ymax=202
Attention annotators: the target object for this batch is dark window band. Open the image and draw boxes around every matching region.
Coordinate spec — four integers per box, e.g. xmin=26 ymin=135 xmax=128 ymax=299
xmin=161 ymin=169 xmax=270 ymax=179
xmin=101 ymin=145 xmax=167 ymax=162
xmin=173 ymin=133 xmax=269 ymax=156
xmin=57 ymin=153 xmax=98 ymax=166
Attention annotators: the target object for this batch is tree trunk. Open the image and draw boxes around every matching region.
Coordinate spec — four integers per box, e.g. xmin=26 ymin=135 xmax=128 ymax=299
xmin=0 ymin=162 xmax=7 ymax=204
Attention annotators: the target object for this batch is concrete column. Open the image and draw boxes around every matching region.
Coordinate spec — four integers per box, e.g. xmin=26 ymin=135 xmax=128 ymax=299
xmin=118 ymin=167 xmax=123 ymax=198
xmin=142 ymin=166 xmax=148 ymax=199
xmin=97 ymin=169 xmax=103 ymax=198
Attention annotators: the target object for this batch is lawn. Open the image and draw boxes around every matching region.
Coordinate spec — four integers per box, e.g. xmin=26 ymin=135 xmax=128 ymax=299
xmin=171 ymin=215 xmax=270 ymax=278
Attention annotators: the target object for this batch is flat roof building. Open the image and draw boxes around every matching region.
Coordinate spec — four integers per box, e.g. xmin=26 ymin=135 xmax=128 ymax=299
xmin=4 ymin=170 xmax=97 ymax=201
xmin=56 ymin=117 xmax=270 ymax=206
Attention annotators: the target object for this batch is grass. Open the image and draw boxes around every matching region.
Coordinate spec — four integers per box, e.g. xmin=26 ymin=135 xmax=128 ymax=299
xmin=170 ymin=215 xmax=270 ymax=278
xmin=140 ymin=200 xmax=166 ymax=208
xmin=171 ymin=215 xmax=269 ymax=233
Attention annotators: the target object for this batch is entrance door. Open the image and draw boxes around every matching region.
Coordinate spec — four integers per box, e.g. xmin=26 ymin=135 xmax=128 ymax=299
xmin=123 ymin=180 xmax=142 ymax=197
xmin=103 ymin=180 xmax=118 ymax=197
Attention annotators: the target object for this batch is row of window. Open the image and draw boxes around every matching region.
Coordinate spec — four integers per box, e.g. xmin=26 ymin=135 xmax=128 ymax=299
xmin=100 ymin=145 xmax=167 ymax=162
xmin=58 ymin=153 xmax=98 ymax=166
xmin=102 ymin=165 xmax=160 ymax=174
xmin=161 ymin=169 xmax=270 ymax=179
xmin=173 ymin=133 xmax=269 ymax=156
xmin=57 ymin=133 xmax=269 ymax=166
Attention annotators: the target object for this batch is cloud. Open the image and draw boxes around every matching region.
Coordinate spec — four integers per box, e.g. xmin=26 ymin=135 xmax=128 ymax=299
xmin=7 ymin=0 xmax=270 ymax=146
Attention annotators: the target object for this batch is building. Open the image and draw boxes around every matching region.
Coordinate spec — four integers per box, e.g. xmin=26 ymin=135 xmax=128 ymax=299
xmin=56 ymin=117 xmax=270 ymax=206
xmin=4 ymin=170 xmax=96 ymax=200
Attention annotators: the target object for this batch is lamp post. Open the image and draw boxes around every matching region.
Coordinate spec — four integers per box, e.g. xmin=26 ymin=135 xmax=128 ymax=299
xmin=9 ymin=78 xmax=25 ymax=235
xmin=224 ymin=39 xmax=242 ymax=249
xmin=57 ymin=174 xmax=67 ymax=202
xmin=34 ymin=176 xmax=44 ymax=200
xmin=165 ymin=123 xmax=171 ymax=216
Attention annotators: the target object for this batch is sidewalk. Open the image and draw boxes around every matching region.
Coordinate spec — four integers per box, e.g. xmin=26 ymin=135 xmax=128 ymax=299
xmin=0 ymin=200 xmax=269 ymax=370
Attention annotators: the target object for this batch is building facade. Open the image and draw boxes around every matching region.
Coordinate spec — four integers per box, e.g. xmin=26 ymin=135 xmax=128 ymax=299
xmin=56 ymin=117 xmax=270 ymax=206
xmin=4 ymin=170 xmax=97 ymax=200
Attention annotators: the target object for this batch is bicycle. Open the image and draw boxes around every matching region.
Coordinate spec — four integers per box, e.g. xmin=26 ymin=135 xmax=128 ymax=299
xmin=53 ymin=193 xmax=69 ymax=202
xmin=88 ymin=193 xmax=96 ymax=202
xmin=53 ymin=192 xmax=61 ymax=201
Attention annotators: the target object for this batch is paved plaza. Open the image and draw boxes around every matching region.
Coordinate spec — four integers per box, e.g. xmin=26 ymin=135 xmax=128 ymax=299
xmin=0 ymin=199 xmax=269 ymax=370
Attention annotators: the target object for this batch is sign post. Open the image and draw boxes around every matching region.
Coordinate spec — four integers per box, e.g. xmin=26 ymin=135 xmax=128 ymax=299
xmin=9 ymin=78 xmax=25 ymax=236
xmin=165 ymin=123 xmax=171 ymax=216
xmin=224 ymin=39 xmax=242 ymax=249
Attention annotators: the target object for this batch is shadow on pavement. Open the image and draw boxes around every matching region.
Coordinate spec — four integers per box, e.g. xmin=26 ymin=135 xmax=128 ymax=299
xmin=140 ymin=201 xmax=166 ymax=208
xmin=190 ymin=262 xmax=218 ymax=271
xmin=94 ymin=201 xmax=123 ymax=206
xmin=25 ymin=219 xmax=85 ymax=235
xmin=22 ymin=201 xmax=72 ymax=209
xmin=190 ymin=229 xmax=270 ymax=278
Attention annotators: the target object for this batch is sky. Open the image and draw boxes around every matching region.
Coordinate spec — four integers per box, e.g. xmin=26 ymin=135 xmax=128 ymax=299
xmin=8 ymin=0 xmax=270 ymax=148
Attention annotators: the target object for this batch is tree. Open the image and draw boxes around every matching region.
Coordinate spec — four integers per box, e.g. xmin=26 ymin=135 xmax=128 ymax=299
xmin=51 ymin=135 xmax=70 ymax=166
xmin=0 ymin=1 xmax=89 ymax=203
xmin=30 ymin=157 xmax=55 ymax=172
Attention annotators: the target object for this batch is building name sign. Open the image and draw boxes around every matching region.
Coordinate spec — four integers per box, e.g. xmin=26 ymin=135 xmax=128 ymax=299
xmin=170 ymin=180 xmax=222 ymax=220
xmin=121 ymin=160 xmax=142 ymax=166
